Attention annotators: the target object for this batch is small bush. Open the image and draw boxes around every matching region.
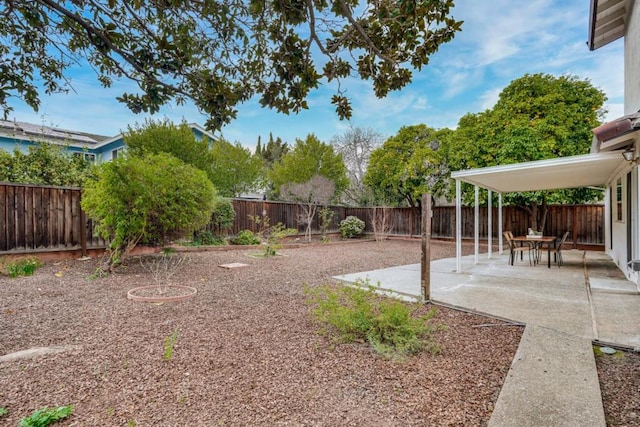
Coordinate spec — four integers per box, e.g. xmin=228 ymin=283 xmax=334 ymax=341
xmin=340 ymin=216 xmax=365 ymax=238
xmin=231 ymin=230 xmax=261 ymax=245
xmin=306 ymin=281 xmax=441 ymax=358
xmin=5 ymin=258 xmax=41 ymax=278
xmin=19 ymin=405 xmax=73 ymax=427
xmin=211 ymin=199 xmax=235 ymax=232
xmin=190 ymin=230 xmax=225 ymax=246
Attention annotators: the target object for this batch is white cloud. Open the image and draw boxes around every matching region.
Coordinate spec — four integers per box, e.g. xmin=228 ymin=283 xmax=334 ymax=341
xmin=479 ymin=87 xmax=502 ymax=111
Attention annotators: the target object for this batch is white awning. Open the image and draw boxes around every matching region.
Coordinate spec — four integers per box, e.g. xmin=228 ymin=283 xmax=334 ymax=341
xmin=451 ymin=151 xmax=625 ymax=193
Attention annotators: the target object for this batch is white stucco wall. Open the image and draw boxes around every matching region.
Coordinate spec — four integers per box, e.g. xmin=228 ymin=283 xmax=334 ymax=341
xmin=625 ymin=0 xmax=640 ymax=113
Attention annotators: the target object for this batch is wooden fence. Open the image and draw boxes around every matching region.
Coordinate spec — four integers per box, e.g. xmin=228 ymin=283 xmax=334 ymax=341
xmin=220 ymin=200 xmax=604 ymax=248
xmin=0 ymin=183 xmax=105 ymax=254
xmin=0 ymin=182 xmax=605 ymax=255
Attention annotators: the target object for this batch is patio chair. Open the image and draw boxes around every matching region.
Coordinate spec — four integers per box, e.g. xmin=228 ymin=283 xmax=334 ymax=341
xmin=549 ymin=231 xmax=571 ymax=267
xmin=503 ymin=231 xmax=534 ymax=266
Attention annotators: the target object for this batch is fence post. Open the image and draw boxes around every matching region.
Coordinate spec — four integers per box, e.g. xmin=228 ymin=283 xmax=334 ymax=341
xmin=572 ymin=205 xmax=578 ymax=249
xmin=421 ymin=194 xmax=431 ymax=302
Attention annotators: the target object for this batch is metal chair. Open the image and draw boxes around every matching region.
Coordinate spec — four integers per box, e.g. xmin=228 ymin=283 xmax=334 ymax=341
xmin=503 ymin=231 xmax=534 ymax=265
xmin=549 ymin=231 xmax=571 ymax=267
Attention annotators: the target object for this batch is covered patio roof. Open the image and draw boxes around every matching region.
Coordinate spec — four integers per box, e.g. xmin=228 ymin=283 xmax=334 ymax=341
xmin=450 ymin=150 xmax=626 ymax=273
xmin=451 ymin=151 xmax=625 ymax=193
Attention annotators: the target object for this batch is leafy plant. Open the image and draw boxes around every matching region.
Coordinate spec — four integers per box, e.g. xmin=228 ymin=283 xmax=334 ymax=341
xmin=210 ymin=199 xmax=236 ymax=233
xmin=19 ymin=405 xmax=73 ymax=427
xmin=319 ymin=207 xmax=335 ymax=240
xmin=81 ymin=153 xmax=218 ymax=270
xmin=164 ymin=327 xmax=179 ymax=361
xmin=0 ymin=142 xmax=95 ymax=186
xmin=5 ymin=257 xmax=41 ymax=278
xmin=0 ymin=407 xmax=7 ymax=417
xmin=231 ymin=230 xmax=261 ymax=245
xmin=306 ymin=281 xmax=441 ymax=358
xmin=189 ymin=230 xmax=225 ymax=246
xmin=339 ymin=216 xmax=365 ymax=239
xmin=262 ymin=223 xmax=297 ymax=257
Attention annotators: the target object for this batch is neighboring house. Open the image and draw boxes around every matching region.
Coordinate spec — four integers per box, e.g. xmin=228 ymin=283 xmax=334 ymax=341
xmin=450 ymin=0 xmax=639 ymax=283
xmin=589 ymin=0 xmax=640 ymax=281
xmin=0 ymin=119 xmax=216 ymax=163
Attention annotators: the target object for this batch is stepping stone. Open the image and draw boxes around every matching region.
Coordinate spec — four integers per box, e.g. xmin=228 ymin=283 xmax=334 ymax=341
xmin=219 ymin=263 xmax=249 ymax=269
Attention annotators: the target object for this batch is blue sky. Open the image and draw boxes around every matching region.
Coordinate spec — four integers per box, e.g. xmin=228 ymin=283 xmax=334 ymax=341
xmin=9 ymin=0 xmax=624 ymax=151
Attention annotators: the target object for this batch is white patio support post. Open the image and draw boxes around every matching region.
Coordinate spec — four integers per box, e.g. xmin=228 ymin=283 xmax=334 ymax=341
xmin=498 ymin=193 xmax=503 ymax=254
xmin=488 ymin=190 xmax=492 ymax=259
xmin=474 ymin=185 xmax=479 ymax=264
xmin=456 ymin=179 xmax=462 ymax=273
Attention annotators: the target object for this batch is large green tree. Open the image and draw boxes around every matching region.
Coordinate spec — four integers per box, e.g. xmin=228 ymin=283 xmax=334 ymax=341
xmin=209 ymin=139 xmax=264 ymax=197
xmin=123 ymin=119 xmax=214 ymax=173
xmin=256 ymin=133 xmax=289 ymax=168
xmin=1 ymin=1 xmax=462 ymax=130
xmin=450 ymin=73 xmax=607 ymax=230
xmin=269 ymin=134 xmax=348 ymax=200
xmin=365 ymin=124 xmax=450 ymax=208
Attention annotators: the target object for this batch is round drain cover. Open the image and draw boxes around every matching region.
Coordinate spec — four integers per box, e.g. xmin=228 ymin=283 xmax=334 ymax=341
xmin=600 ymin=346 xmax=617 ymax=355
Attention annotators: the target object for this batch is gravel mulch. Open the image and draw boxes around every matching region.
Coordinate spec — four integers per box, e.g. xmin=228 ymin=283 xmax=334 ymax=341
xmin=0 ymin=239 xmax=636 ymax=426
xmin=595 ymin=348 xmax=640 ymax=426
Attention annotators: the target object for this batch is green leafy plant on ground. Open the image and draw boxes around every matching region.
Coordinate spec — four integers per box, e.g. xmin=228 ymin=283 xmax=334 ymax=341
xmin=188 ymin=230 xmax=226 ymax=246
xmin=319 ymin=207 xmax=335 ymax=242
xmin=0 ymin=407 xmax=7 ymax=417
xmin=262 ymin=223 xmax=297 ymax=257
xmin=231 ymin=230 xmax=261 ymax=245
xmin=19 ymin=405 xmax=73 ymax=427
xmin=164 ymin=327 xmax=179 ymax=361
xmin=246 ymin=215 xmax=296 ymax=256
xmin=4 ymin=257 xmax=41 ymax=278
xmin=339 ymin=215 xmax=365 ymax=238
xmin=306 ymin=281 xmax=442 ymax=359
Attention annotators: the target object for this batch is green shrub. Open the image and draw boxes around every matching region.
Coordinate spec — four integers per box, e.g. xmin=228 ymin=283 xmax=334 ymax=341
xmin=19 ymin=405 xmax=73 ymax=427
xmin=262 ymin=223 xmax=297 ymax=257
xmin=231 ymin=230 xmax=261 ymax=245
xmin=5 ymin=258 xmax=41 ymax=278
xmin=211 ymin=198 xmax=235 ymax=233
xmin=190 ymin=230 xmax=226 ymax=246
xmin=339 ymin=215 xmax=365 ymax=238
xmin=81 ymin=153 xmax=218 ymax=268
xmin=306 ymin=281 xmax=441 ymax=358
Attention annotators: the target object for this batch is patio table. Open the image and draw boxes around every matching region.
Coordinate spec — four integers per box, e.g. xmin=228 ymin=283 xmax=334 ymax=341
xmin=511 ymin=236 xmax=558 ymax=268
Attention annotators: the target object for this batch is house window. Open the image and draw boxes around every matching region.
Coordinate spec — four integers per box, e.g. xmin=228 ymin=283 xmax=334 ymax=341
xmin=112 ymin=148 xmax=121 ymax=160
xmin=73 ymin=152 xmax=96 ymax=163
xmin=616 ymin=177 xmax=623 ymax=222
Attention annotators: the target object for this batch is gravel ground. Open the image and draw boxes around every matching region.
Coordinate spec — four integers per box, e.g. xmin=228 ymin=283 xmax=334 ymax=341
xmin=596 ymin=349 xmax=640 ymax=426
xmin=0 ymin=239 xmax=636 ymax=426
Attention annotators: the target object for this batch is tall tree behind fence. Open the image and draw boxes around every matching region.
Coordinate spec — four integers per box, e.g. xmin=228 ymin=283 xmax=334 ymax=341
xmin=0 ymin=182 xmax=604 ymax=254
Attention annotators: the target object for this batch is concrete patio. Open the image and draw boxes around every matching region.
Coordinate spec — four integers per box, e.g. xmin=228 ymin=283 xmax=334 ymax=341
xmin=334 ymin=249 xmax=640 ymax=426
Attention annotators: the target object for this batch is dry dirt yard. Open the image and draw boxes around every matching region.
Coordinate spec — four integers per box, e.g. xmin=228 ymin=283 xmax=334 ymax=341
xmin=0 ymin=239 xmax=636 ymax=426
